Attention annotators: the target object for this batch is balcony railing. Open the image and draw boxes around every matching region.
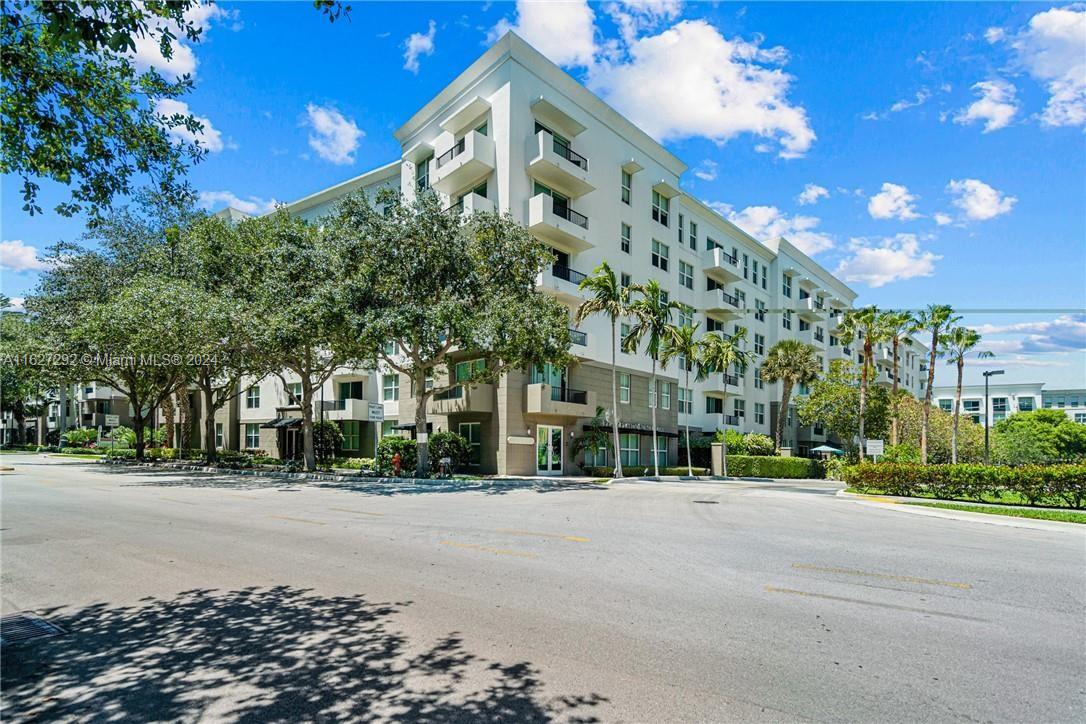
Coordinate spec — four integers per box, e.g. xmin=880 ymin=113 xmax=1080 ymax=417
xmin=550 ymin=386 xmax=588 ymax=405
xmin=569 ymin=328 xmax=587 ymax=346
xmin=553 ymin=140 xmax=588 ymax=170
xmin=435 ymin=137 xmax=466 ymax=169
xmin=552 ymin=264 xmax=587 ymax=285
xmin=718 ymin=250 xmax=738 ymax=266
xmin=722 ymin=372 xmax=739 ymax=387
xmin=724 ymin=414 xmax=740 ymax=426
xmin=553 ymin=203 xmax=588 ymax=229
xmin=433 ymin=386 xmax=464 ymax=401
xmin=720 ymin=291 xmax=740 ymax=308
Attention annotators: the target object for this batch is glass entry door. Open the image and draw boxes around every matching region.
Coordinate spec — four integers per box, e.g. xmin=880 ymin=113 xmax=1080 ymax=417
xmin=536 ymin=425 xmax=563 ymax=475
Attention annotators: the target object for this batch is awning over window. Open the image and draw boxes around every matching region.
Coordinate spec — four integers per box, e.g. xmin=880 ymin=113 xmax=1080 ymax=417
xmin=582 ymin=424 xmax=680 ymax=439
xmin=261 ymin=417 xmax=302 ymax=429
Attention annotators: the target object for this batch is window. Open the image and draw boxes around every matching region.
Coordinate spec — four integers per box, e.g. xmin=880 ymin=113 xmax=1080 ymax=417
xmin=338 ymin=380 xmax=364 ymax=400
xmin=992 ymin=397 xmax=1008 ymax=421
xmin=621 ymin=223 xmax=631 ymax=253
xmin=754 ymin=367 xmax=764 ymax=390
xmin=963 ymin=399 xmax=981 ymax=413
xmin=286 ymin=382 xmax=303 ymax=402
xmin=459 ymin=422 xmax=482 ymax=465
xmin=742 ymin=253 xmax=750 ymax=280
xmin=783 ymin=310 xmax=793 ymax=330
xmin=341 ymin=421 xmax=360 ymax=451
xmin=706 ymin=236 xmax=719 ymax=251
xmin=619 ymin=372 xmax=631 ymax=403
xmin=620 ymin=433 xmax=639 ymax=467
xmin=651 ymin=191 xmax=670 ymax=226
xmin=621 ymin=272 xmax=632 ymax=289
xmin=782 ymin=274 xmax=792 ymax=298
xmin=381 ymin=420 xmax=398 ymax=437
xmin=215 ymin=422 xmax=224 ymax=449
xmin=382 ymin=374 xmax=399 ymax=401
xmin=754 ymin=333 xmax=765 ymax=356
xmin=415 ymin=155 xmax=431 ymax=191
xmin=678 ymin=387 xmax=693 ymax=414
xmin=245 ymin=423 xmax=260 ymax=449
xmin=707 ymin=318 xmax=724 ymax=332
xmin=799 ymin=319 xmax=810 ymax=332
xmin=651 ymin=240 xmax=669 ymax=271
xmin=584 ymin=441 xmax=607 ymax=467
xmin=455 ymin=359 xmax=485 ymax=383
xmin=1018 ymin=397 xmax=1035 ymax=412
xmin=706 ymin=277 xmax=723 ymax=291
xmin=761 ymin=263 xmax=768 ymax=290
xmin=384 ymin=341 xmax=396 ymax=357
xmin=621 ymin=169 xmax=632 ymax=204
xmin=677 ymin=213 xmax=684 ymax=245
xmin=661 ymin=382 xmax=671 ymax=410
xmin=679 ymin=307 xmax=694 ymax=328
xmin=706 ymin=397 xmax=724 ymax=414
xmin=689 ymin=221 xmax=698 ymax=250
xmin=245 ymin=386 xmax=260 ymax=409
xmin=754 ymin=402 xmax=765 ymax=425
xmin=938 ymin=399 xmax=953 ymax=412
xmin=751 ymin=262 xmax=759 ymax=287
xmin=653 ymin=437 xmax=667 ymax=468
xmin=679 ymin=261 xmax=694 ymax=289
xmin=755 ymin=299 xmax=766 ymax=323
xmin=1075 ymin=413 xmax=1086 ymax=424
xmin=829 ymin=335 xmax=838 ymax=347
xmin=621 ymin=323 xmax=632 ymax=353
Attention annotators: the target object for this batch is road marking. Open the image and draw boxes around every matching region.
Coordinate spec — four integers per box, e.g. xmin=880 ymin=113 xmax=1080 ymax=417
xmin=791 ymin=563 xmax=972 ymax=590
xmin=496 ymin=529 xmax=589 ymax=543
xmin=765 ymin=586 xmax=987 ymax=622
xmin=329 ymin=507 xmax=385 ymax=517
xmin=268 ymin=514 xmax=326 ymax=526
xmin=160 ymin=497 xmax=199 ymax=506
xmin=852 ymin=495 xmax=899 ymax=504
xmin=440 ymin=540 xmax=538 ymax=559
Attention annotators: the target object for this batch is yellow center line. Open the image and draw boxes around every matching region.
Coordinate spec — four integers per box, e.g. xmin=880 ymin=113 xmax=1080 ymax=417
xmin=792 ymin=563 xmax=972 ymax=590
xmin=268 ymin=514 xmax=326 ymax=526
xmin=496 ymin=529 xmax=589 ymax=543
xmin=852 ymin=495 xmax=899 ymax=504
xmin=328 ymin=508 xmax=385 ymax=517
xmin=440 ymin=540 xmax=538 ymax=559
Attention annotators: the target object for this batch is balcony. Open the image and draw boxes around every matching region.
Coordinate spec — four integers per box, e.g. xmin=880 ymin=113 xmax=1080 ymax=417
xmin=527 ymin=130 xmax=593 ymax=197
xmin=430 ymin=130 xmax=495 ymax=195
xmin=706 ymin=371 xmax=744 ymax=397
xmin=81 ymin=385 xmax=115 ymax=401
xmin=704 ymin=288 xmax=743 ymax=319
xmin=704 ymin=247 xmax=742 ymax=283
xmin=705 ymin=412 xmax=741 ymax=430
xmin=444 ymin=192 xmax=494 ymax=217
xmin=537 ymin=263 xmax=587 ymax=304
xmin=527 ymin=193 xmax=591 ymax=253
xmin=430 ymin=383 xmax=494 ymax=415
xmin=525 ymin=383 xmax=596 ymax=419
xmin=324 ymin=398 xmax=372 ymax=421
xmin=797 ymin=297 xmax=824 ymax=322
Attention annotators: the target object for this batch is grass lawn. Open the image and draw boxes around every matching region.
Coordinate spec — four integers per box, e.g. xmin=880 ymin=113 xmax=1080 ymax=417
xmin=904 ymin=502 xmax=1086 ymax=524
xmin=844 ymin=487 xmax=1070 ymax=509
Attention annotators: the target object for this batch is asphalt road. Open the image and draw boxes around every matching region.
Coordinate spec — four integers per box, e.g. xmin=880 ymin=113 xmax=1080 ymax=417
xmin=2 ymin=454 xmax=1084 ymax=723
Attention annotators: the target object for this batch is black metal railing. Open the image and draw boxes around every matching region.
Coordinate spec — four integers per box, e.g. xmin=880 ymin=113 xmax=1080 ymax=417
xmin=722 ymin=373 xmax=740 ymax=387
xmin=717 ymin=249 xmax=738 ymax=266
xmin=814 ymin=332 xmax=825 ymax=342
xmin=552 ymin=202 xmax=588 ymax=229
xmin=724 ymin=414 xmax=740 ymax=426
xmin=434 ymin=386 xmax=464 ymax=401
xmin=719 ymin=291 xmax=740 ymax=308
xmin=843 ymin=347 xmax=852 ymax=356
xmin=550 ymin=386 xmax=588 ymax=405
xmin=553 ymin=139 xmax=588 ymax=170
xmin=569 ymin=328 xmax=587 ymax=346
xmin=443 ymin=199 xmax=464 ymax=215
xmin=435 ymin=137 xmax=466 ymax=169
xmin=552 ymin=264 xmax=587 ymax=285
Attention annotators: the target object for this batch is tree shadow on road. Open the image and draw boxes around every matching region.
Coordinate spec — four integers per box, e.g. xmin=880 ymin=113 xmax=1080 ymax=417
xmin=2 ymin=586 xmax=608 ymax=722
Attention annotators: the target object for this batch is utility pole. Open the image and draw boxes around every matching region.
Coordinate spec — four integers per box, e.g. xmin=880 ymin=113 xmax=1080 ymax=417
xmin=983 ymin=369 xmax=1004 ymax=464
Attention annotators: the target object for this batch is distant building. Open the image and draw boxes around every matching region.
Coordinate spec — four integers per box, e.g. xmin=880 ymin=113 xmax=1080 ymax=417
xmin=931 ymin=381 xmax=1086 ymax=425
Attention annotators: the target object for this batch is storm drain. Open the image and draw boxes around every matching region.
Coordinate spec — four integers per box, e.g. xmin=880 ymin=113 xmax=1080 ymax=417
xmin=1 ymin=612 xmax=66 ymax=645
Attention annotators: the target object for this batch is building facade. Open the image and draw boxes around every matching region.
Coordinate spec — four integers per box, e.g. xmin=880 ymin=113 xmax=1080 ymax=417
xmin=932 ymin=381 xmax=1086 ymax=425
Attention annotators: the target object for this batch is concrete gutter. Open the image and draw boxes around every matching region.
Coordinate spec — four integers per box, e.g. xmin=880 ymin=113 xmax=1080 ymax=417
xmin=837 ymin=490 xmax=1085 ymax=533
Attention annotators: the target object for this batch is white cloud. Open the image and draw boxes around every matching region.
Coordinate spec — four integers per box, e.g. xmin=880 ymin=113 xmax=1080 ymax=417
xmin=5 ymin=296 xmax=26 ymax=311
xmin=889 ymin=88 xmax=931 ymax=113
xmin=403 ymin=20 xmax=437 ymax=73
xmin=604 ymin=0 xmax=683 ymax=45
xmin=975 ymin=314 xmax=1086 ymax=354
xmin=953 ymin=79 xmax=1018 ymax=132
xmin=1009 ymin=6 xmax=1086 ymax=127
xmin=303 ymin=103 xmax=363 ymax=165
xmin=0 ymin=239 xmax=50 ymax=272
xmin=717 ymin=203 xmax=834 ymax=255
xmin=834 ymin=234 xmax=940 ymax=288
xmin=796 ymin=183 xmax=829 ymax=206
xmin=155 ymin=98 xmax=225 ymax=153
xmin=588 ymin=20 xmax=814 ymax=158
xmin=947 ymin=178 xmax=1016 ymax=221
xmin=197 ymin=191 xmax=277 ymax=216
xmin=867 ymin=182 xmax=920 ymax=221
xmin=984 ymin=27 xmax=1005 ymax=44
xmin=693 ymin=159 xmax=718 ymax=181
xmin=933 ymin=212 xmax=953 ymax=226
xmin=489 ymin=0 xmax=598 ymax=67
xmin=129 ymin=3 xmax=237 ymax=81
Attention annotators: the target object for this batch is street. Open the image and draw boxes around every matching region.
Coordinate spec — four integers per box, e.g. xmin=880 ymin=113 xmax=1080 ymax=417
xmin=2 ymin=454 xmax=1084 ymax=722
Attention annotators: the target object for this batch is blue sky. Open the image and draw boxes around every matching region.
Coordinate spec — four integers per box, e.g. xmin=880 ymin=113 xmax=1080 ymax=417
xmin=2 ymin=1 xmax=1084 ymax=388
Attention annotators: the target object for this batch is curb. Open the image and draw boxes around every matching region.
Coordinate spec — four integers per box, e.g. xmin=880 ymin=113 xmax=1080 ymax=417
xmin=836 ymin=490 xmax=1084 ymax=532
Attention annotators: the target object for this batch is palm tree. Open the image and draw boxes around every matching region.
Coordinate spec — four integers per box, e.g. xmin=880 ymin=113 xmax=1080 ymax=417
xmin=878 ymin=310 xmax=915 ymax=446
xmin=838 ymin=306 xmax=883 ymax=449
xmin=760 ymin=339 xmax=819 ymax=453
xmin=623 ymin=279 xmax=685 ymax=476
xmin=698 ymin=327 xmax=753 ymax=477
xmin=661 ymin=315 xmax=704 ymax=476
xmin=576 ymin=262 xmax=629 ymax=478
xmin=913 ymin=304 xmax=959 ymax=464
xmin=940 ymin=326 xmax=993 ymax=464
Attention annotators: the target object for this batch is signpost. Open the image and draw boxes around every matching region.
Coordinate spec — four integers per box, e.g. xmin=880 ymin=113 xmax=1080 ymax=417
xmin=865 ymin=438 xmax=884 ymax=461
xmin=368 ymin=403 xmax=384 ymax=460
xmin=104 ymin=414 xmax=120 ymax=427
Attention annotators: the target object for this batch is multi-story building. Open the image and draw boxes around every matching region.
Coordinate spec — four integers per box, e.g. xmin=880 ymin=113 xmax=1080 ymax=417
xmin=203 ymin=32 xmax=926 ymax=472
xmin=932 ymin=381 xmax=1086 ymax=425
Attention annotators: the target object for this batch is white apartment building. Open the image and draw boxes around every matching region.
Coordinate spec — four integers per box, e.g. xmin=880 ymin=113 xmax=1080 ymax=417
xmin=212 ymin=31 xmax=928 ymax=473
xmin=932 ymin=381 xmax=1086 ymax=426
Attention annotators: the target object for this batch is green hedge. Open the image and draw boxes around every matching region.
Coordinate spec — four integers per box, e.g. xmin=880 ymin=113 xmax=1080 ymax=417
xmin=722 ymin=455 xmax=825 ymax=479
xmin=332 ymin=457 xmax=375 ymax=471
xmin=841 ymin=463 xmax=1086 ymax=509
xmin=59 ymin=447 xmax=103 ymax=455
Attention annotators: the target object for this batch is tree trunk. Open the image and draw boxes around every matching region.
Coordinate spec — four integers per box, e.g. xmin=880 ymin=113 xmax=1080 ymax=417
xmin=921 ymin=329 xmax=939 ymax=465
xmin=650 ymin=357 xmax=659 ymax=477
xmin=684 ymin=365 xmax=692 ymax=477
xmin=300 ymin=383 xmax=316 ymax=471
xmin=133 ymin=410 xmax=146 ymax=461
xmin=721 ymin=390 xmax=729 ymax=478
xmin=890 ymin=337 xmax=900 ymax=446
xmin=414 ymin=370 xmax=428 ymax=478
xmin=161 ymin=395 xmax=176 ymax=448
xmin=14 ymin=405 xmax=26 ymax=445
xmin=202 ymin=383 xmax=218 ymax=463
xmin=859 ymin=339 xmax=871 ymax=449
xmin=952 ymin=358 xmax=963 ymax=464
xmin=778 ymin=381 xmax=794 ymax=454
xmin=610 ymin=319 xmax=623 ymax=479
xmin=176 ymin=389 xmax=191 ymax=450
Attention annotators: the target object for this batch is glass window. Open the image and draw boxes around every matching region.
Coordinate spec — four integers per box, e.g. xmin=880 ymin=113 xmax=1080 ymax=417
xmin=679 ymin=308 xmax=693 ymax=328
xmin=754 ymin=402 xmax=765 ymax=425
xmin=245 ymin=423 xmax=260 ymax=449
xmin=654 ymin=437 xmax=667 ymax=468
xmin=783 ymin=310 xmax=793 ymax=330
xmin=661 ymin=382 xmax=671 ymax=410
xmin=459 ymin=422 xmax=482 ymax=465
xmin=678 ymin=387 xmax=693 ymax=414
xmin=706 ymin=397 xmax=723 ymax=414
xmin=621 ymin=272 xmax=632 ymax=288
xmin=651 ymin=240 xmax=669 ymax=271
xmin=1075 ymin=413 xmax=1086 ymax=424
xmin=341 ymin=420 xmax=360 ymax=451
xmin=415 ymin=155 xmax=431 ymax=191
xmin=621 ymin=323 xmax=632 ymax=354
xmin=475 ymin=120 xmax=488 ymax=136
xmin=689 ymin=221 xmax=697 ymax=250
xmin=621 ymin=223 xmax=631 ymax=254
xmin=382 ymin=374 xmax=399 ymax=401
xmin=755 ymin=299 xmax=766 ymax=322
xmin=215 ymin=422 xmax=224 ymax=449
xmin=679 ymin=261 xmax=693 ymax=289
xmin=584 ymin=442 xmax=607 ymax=467
xmin=742 ymin=254 xmax=749 ymax=280
xmin=782 ymin=274 xmax=792 ymax=298
xmin=245 ymin=386 xmax=260 ymax=409
xmin=338 ymin=380 xmax=364 ymax=400
xmin=620 ymin=433 xmax=639 ymax=467
xmin=761 ymin=263 xmax=768 ymax=290
xmin=754 ymin=333 xmax=765 ymax=356
xmin=651 ymin=190 xmax=670 ymax=226
xmin=963 ymin=399 xmax=981 ymax=412
xmin=754 ymin=367 xmax=764 ymax=390
xmin=677 ymin=213 xmax=684 ymax=244
xmin=621 ymin=169 xmax=632 ymax=205
xmin=619 ymin=372 xmax=631 ymax=403
xmin=455 ymin=359 xmax=485 ymax=383
xmin=1018 ymin=397 xmax=1034 ymax=412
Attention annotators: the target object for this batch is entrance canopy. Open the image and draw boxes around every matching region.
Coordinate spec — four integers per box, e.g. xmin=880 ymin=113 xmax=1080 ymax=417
xmin=261 ymin=417 xmax=302 ymax=429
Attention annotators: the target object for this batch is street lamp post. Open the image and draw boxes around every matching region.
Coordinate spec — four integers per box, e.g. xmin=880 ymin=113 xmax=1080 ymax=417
xmin=983 ymin=369 xmax=1004 ymax=464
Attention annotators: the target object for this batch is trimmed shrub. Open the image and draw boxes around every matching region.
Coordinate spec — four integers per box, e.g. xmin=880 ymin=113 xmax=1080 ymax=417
xmin=106 ymin=449 xmax=137 ymax=459
xmin=428 ymin=431 xmax=471 ymax=474
xmin=332 ymin=457 xmax=375 ymax=471
xmin=377 ymin=437 xmax=417 ymax=476
xmin=743 ymin=434 xmax=776 ymax=457
xmin=59 ymin=446 xmax=102 ymax=455
xmin=722 ymin=455 xmax=824 ymax=479
xmin=253 ymin=456 xmax=284 ymax=466
xmin=841 ymin=463 xmax=1086 ymax=509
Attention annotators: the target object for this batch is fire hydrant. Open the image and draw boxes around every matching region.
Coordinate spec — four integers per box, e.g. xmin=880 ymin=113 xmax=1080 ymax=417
xmin=391 ymin=451 xmax=402 ymax=477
